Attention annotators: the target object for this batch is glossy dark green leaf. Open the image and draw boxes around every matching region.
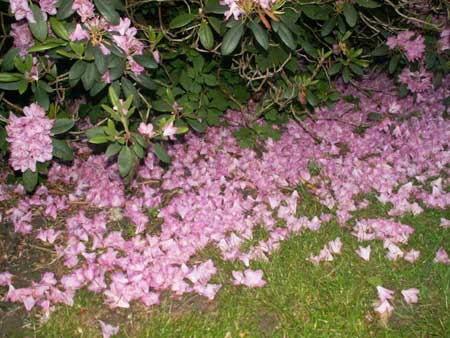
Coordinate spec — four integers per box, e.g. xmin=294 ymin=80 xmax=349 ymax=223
xmin=57 ymin=0 xmax=75 ymax=20
xmin=81 ymin=63 xmax=98 ymax=90
xmin=277 ymin=23 xmax=296 ymax=50
xmin=221 ymin=22 xmax=245 ymax=55
xmin=187 ymin=118 xmax=206 ymax=132
xmin=169 ymin=13 xmax=197 ymax=29
xmin=69 ymin=60 xmax=86 ymax=81
xmin=355 ymin=0 xmax=380 ymax=8
xmin=94 ymin=0 xmax=120 ymax=25
xmin=105 ymin=142 xmax=121 ymax=158
xmin=134 ymin=54 xmax=158 ymax=69
xmin=23 ymin=169 xmax=38 ymax=192
xmin=0 ymin=73 xmax=23 ymax=82
xmin=388 ymin=54 xmax=400 ymax=74
xmin=49 ymin=17 xmax=70 ymax=40
xmin=371 ymin=45 xmax=389 ymax=56
xmin=248 ymin=21 xmax=268 ymax=50
xmin=343 ymin=3 xmax=358 ymax=27
xmin=118 ymin=145 xmax=133 ymax=177
xmin=35 ymin=86 xmax=50 ymax=110
xmin=52 ymin=138 xmax=74 ymax=161
xmin=1 ymin=48 xmax=19 ymax=71
xmin=29 ymin=5 xmax=48 ymax=41
xmin=152 ymin=143 xmax=171 ymax=163
xmin=51 ymin=119 xmax=75 ymax=135
xmin=321 ymin=18 xmax=336 ymax=37
xmin=199 ymin=22 xmax=215 ymax=50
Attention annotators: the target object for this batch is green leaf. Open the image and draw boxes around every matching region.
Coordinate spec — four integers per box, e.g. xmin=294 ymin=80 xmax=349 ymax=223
xmin=29 ymin=5 xmax=48 ymax=41
xmin=321 ymin=18 xmax=336 ymax=37
xmin=1 ymin=48 xmax=20 ymax=71
xmin=371 ymin=45 xmax=389 ymax=56
xmin=343 ymin=3 xmax=358 ymax=27
xmin=23 ymin=169 xmax=38 ymax=193
xmin=248 ymin=21 xmax=268 ymax=50
xmin=57 ymin=0 xmax=75 ymax=20
xmin=388 ymin=54 xmax=400 ymax=74
xmin=342 ymin=66 xmax=351 ymax=83
xmin=51 ymin=119 xmax=75 ymax=135
xmin=94 ymin=48 xmax=108 ymax=74
xmin=199 ymin=21 xmax=215 ymax=50
xmin=69 ymin=60 xmax=86 ymax=81
xmin=81 ymin=63 xmax=98 ymax=90
xmin=152 ymin=143 xmax=171 ymax=163
xmin=35 ymin=86 xmax=50 ymax=110
xmin=134 ymin=54 xmax=158 ymax=69
xmin=355 ymin=0 xmax=380 ymax=8
xmin=208 ymin=16 xmax=225 ymax=35
xmin=349 ymin=63 xmax=364 ymax=76
xmin=328 ymin=63 xmax=342 ymax=75
xmin=49 ymin=17 xmax=70 ymax=40
xmin=306 ymin=90 xmax=319 ymax=107
xmin=277 ymin=23 xmax=296 ymax=50
xmin=187 ymin=118 xmax=206 ymax=132
xmin=169 ymin=13 xmax=197 ymax=29
xmin=0 ymin=73 xmax=24 ymax=82
xmin=134 ymin=74 xmax=156 ymax=90
xmin=121 ymin=77 xmax=141 ymax=108
xmin=94 ymin=0 xmax=120 ymax=25
xmin=105 ymin=142 xmax=122 ymax=158
xmin=28 ymin=40 xmax=66 ymax=52
xmin=89 ymin=136 xmax=111 ymax=144
xmin=118 ymin=146 xmax=133 ymax=177
xmin=221 ymin=22 xmax=245 ymax=55
xmin=52 ymin=138 xmax=74 ymax=161
xmin=301 ymin=5 xmax=332 ymax=21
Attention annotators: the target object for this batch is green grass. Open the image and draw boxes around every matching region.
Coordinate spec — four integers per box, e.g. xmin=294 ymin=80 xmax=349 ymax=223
xmin=9 ymin=189 xmax=450 ymax=338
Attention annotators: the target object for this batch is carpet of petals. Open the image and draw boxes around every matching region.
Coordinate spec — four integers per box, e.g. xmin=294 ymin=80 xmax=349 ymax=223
xmin=0 ymin=74 xmax=449 ymax=329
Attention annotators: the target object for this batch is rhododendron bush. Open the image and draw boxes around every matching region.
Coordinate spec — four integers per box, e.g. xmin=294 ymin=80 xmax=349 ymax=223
xmin=0 ymin=0 xmax=449 ymax=334
xmin=0 ymin=0 xmax=448 ymax=189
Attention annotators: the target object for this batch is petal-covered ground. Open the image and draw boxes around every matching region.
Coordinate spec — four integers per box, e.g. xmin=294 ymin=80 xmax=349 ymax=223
xmin=0 ymin=74 xmax=449 ymax=336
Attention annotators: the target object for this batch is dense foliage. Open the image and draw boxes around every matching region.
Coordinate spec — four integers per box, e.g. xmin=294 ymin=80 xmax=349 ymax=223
xmin=0 ymin=0 xmax=448 ymax=191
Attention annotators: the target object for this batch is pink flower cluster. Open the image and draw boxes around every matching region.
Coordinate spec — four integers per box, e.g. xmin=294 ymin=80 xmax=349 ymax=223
xmin=6 ymin=104 xmax=54 ymax=173
xmin=221 ymin=0 xmax=277 ymax=20
xmin=387 ymin=31 xmax=425 ymax=62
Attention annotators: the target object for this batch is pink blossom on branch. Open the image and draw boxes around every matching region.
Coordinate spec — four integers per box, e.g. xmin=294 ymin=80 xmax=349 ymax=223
xmin=6 ymin=104 xmax=54 ymax=172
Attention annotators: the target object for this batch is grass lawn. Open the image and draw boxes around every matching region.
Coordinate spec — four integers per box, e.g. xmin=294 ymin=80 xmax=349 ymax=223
xmin=6 ymin=187 xmax=449 ymax=338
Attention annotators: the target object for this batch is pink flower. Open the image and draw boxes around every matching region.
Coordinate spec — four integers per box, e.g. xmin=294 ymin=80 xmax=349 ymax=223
xmin=328 ymin=237 xmax=342 ymax=255
xmin=355 ymin=245 xmax=371 ymax=261
xmin=221 ymin=0 xmax=244 ymax=20
xmin=439 ymin=218 xmax=450 ymax=229
xmin=438 ymin=29 xmax=450 ymax=51
xmin=398 ymin=67 xmax=432 ymax=93
xmin=10 ymin=0 xmax=35 ymax=22
xmin=403 ymin=249 xmax=420 ymax=263
xmin=39 ymin=0 xmax=57 ymax=15
xmin=232 ymin=269 xmax=266 ymax=288
xmin=72 ymin=0 xmax=95 ymax=22
xmin=6 ymin=104 xmax=54 ymax=172
xmin=70 ymin=24 xmax=90 ymax=41
xmin=0 ymin=272 xmax=13 ymax=286
xmin=374 ymin=299 xmax=394 ymax=315
xmin=36 ymin=228 xmax=61 ymax=244
xmin=162 ymin=121 xmax=178 ymax=139
xmin=128 ymin=57 xmax=144 ymax=77
xmin=152 ymin=50 xmax=161 ymax=64
xmin=10 ymin=23 xmax=34 ymax=57
xmin=102 ymin=71 xmax=111 ymax=84
xmin=401 ymin=288 xmax=419 ymax=304
xmin=376 ymin=286 xmax=394 ymax=302
xmin=387 ymin=31 xmax=425 ymax=62
xmin=434 ymin=247 xmax=450 ymax=264
xmin=138 ymin=123 xmax=155 ymax=138
xmin=98 ymin=320 xmax=119 ymax=338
